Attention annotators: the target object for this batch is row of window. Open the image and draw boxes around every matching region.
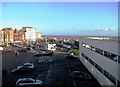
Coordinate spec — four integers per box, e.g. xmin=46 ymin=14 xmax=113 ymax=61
xmin=81 ymin=53 xmax=117 ymax=85
xmin=81 ymin=43 xmax=119 ymax=63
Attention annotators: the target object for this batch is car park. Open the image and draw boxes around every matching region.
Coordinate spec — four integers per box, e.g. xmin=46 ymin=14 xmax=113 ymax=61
xmin=71 ymin=71 xmax=91 ymax=80
xmin=12 ymin=62 xmax=34 ymax=73
xmin=16 ymin=78 xmax=44 ymax=87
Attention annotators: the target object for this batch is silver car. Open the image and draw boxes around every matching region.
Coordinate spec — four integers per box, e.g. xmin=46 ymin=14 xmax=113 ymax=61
xmin=12 ymin=62 xmax=34 ymax=73
xmin=38 ymin=56 xmax=53 ymax=64
xmin=16 ymin=78 xmax=44 ymax=87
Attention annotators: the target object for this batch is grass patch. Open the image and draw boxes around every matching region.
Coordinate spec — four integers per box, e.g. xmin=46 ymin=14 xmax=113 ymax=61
xmin=70 ymin=48 xmax=79 ymax=57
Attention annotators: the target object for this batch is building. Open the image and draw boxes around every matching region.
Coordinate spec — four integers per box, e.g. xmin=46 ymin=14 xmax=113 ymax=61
xmin=2 ymin=27 xmax=14 ymax=46
xmin=14 ymin=29 xmax=22 ymax=44
xmin=36 ymin=32 xmax=42 ymax=39
xmin=79 ymin=37 xmax=119 ymax=86
xmin=0 ymin=30 xmax=3 ymax=45
xmin=22 ymin=27 xmax=37 ymax=42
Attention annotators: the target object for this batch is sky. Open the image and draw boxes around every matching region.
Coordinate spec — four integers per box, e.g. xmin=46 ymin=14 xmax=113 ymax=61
xmin=1 ymin=2 xmax=118 ymax=36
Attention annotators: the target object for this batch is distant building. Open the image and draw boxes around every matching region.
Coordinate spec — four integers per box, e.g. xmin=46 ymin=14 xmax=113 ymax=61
xmin=14 ymin=29 xmax=22 ymax=44
xmin=79 ymin=37 xmax=119 ymax=86
xmin=2 ymin=27 xmax=14 ymax=45
xmin=22 ymin=27 xmax=37 ymax=42
xmin=0 ymin=30 xmax=3 ymax=45
xmin=36 ymin=32 xmax=42 ymax=39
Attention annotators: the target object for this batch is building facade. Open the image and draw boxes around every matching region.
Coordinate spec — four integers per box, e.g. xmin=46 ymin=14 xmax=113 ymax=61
xmin=79 ymin=37 xmax=119 ymax=86
xmin=0 ymin=30 xmax=3 ymax=45
xmin=36 ymin=32 xmax=42 ymax=40
xmin=2 ymin=27 xmax=14 ymax=45
xmin=22 ymin=27 xmax=37 ymax=42
xmin=14 ymin=29 xmax=22 ymax=44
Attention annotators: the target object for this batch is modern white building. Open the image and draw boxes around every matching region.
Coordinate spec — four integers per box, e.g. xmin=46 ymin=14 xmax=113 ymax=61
xmin=79 ymin=37 xmax=119 ymax=86
xmin=22 ymin=27 xmax=37 ymax=42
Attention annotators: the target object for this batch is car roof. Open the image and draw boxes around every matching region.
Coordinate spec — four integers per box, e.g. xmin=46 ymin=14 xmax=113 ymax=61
xmin=23 ymin=63 xmax=33 ymax=65
xmin=17 ymin=78 xmax=34 ymax=81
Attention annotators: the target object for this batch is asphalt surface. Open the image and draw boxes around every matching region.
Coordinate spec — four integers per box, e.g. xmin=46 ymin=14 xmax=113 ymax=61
xmin=2 ymin=46 xmax=102 ymax=87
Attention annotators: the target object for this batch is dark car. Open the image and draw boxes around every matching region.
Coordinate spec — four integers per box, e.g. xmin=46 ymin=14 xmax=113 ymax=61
xmin=71 ymin=71 xmax=91 ymax=80
xmin=66 ymin=55 xmax=76 ymax=60
xmin=45 ymin=50 xmax=53 ymax=56
xmin=19 ymin=48 xmax=27 ymax=52
xmin=33 ymin=52 xmax=44 ymax=57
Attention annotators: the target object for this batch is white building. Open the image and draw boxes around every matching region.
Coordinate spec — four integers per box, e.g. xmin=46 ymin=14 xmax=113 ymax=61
xmin=22 ymin=27 xmax=37 ymax=42
xmin=79 ymin=37 xmax=119 ymax=86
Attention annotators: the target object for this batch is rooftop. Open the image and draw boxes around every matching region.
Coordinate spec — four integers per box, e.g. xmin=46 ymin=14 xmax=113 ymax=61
xmin=82 ymin=36 xmax=119 ymax=43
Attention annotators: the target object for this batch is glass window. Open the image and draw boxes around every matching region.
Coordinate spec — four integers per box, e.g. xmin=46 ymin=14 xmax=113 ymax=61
xmin=95 ymin=48 xmax=103 ymax=55
xmin=118 ymin=56 xmax=120 ymax=63
xmin=82 ymin=53 xmax=89 ymax=60
xmin=104 ymin=51 xmax=110 ymax=58
xmin=103 ymin=70 xmax=116 ymax=85
xmin=118 ymin=80 xmax=120 ymax=86
xmin=89 ymin=59 xmax=94 ymax=66
xmin=110 ymin=53 xmax=117 ymax=62
xmin=94 ymin=63 xmax=102 ymax=73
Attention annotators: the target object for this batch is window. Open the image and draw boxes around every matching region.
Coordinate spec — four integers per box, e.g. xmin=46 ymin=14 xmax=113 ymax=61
xmin=103 ymin=70 xmax=116 ymax=85
xmin=89 ymin=59 xmax=94 ymax=66
xmin=118 ymin=56 xmax=120 ymax=63
xmin=118 ymin=80 xmax=120 ymax=86
xmin=95 ymin=48 xmax=103 ymax=55
xmin=110 ymin=53 xmax=117 ymax=62
xmin=104 ymin=51 xmax=110 ymax=58
xmin=94 ymin=63 xmax=102 ymax=73
xmin=82 ymin=53 xmax=89 ymax=60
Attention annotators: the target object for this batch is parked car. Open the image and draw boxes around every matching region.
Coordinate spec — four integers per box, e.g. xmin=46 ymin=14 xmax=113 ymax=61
xmin=12 ymin=62 xmax=34 ymax=73
xmin=0 ymin=47 xmax=3 ymax=50
xmin=71 ymin=71 xmax=91 ymax=80
xmin=19 ymin=48 xmax=27 ymax=52
xmin=38 ymin=56 xmax=53 ymax=64
xmin=16 ymin=78 xmax=45 ymax=87
xmin=33 ymin=52 xmax=44 ymax=57
xmin=66 ymin=55 xmax=76 ymax=60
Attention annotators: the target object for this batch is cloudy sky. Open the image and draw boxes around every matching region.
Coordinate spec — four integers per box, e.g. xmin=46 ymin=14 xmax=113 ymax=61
xmin=1 ymin=2 xmax=118 ymax=36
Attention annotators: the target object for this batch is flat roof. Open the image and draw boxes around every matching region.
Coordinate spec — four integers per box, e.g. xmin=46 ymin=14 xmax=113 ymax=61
xmin=82 ymin=36 xmax=119 ymax=42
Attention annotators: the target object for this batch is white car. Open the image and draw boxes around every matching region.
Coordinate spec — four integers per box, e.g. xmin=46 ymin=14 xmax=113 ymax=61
xmin=0 ymin=47 xmax=3 ymax=50
xmin=23 ymin=62 xmax=34 ymax=69
xmin=12 ymin=62 xmax=34 ymax=73
xmin=16 ymin=78 xmax=44 ymax=87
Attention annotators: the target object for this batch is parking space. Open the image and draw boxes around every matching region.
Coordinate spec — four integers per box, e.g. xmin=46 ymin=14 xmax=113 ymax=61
xmin=66 ymin=57 xmax=102 ymax=87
